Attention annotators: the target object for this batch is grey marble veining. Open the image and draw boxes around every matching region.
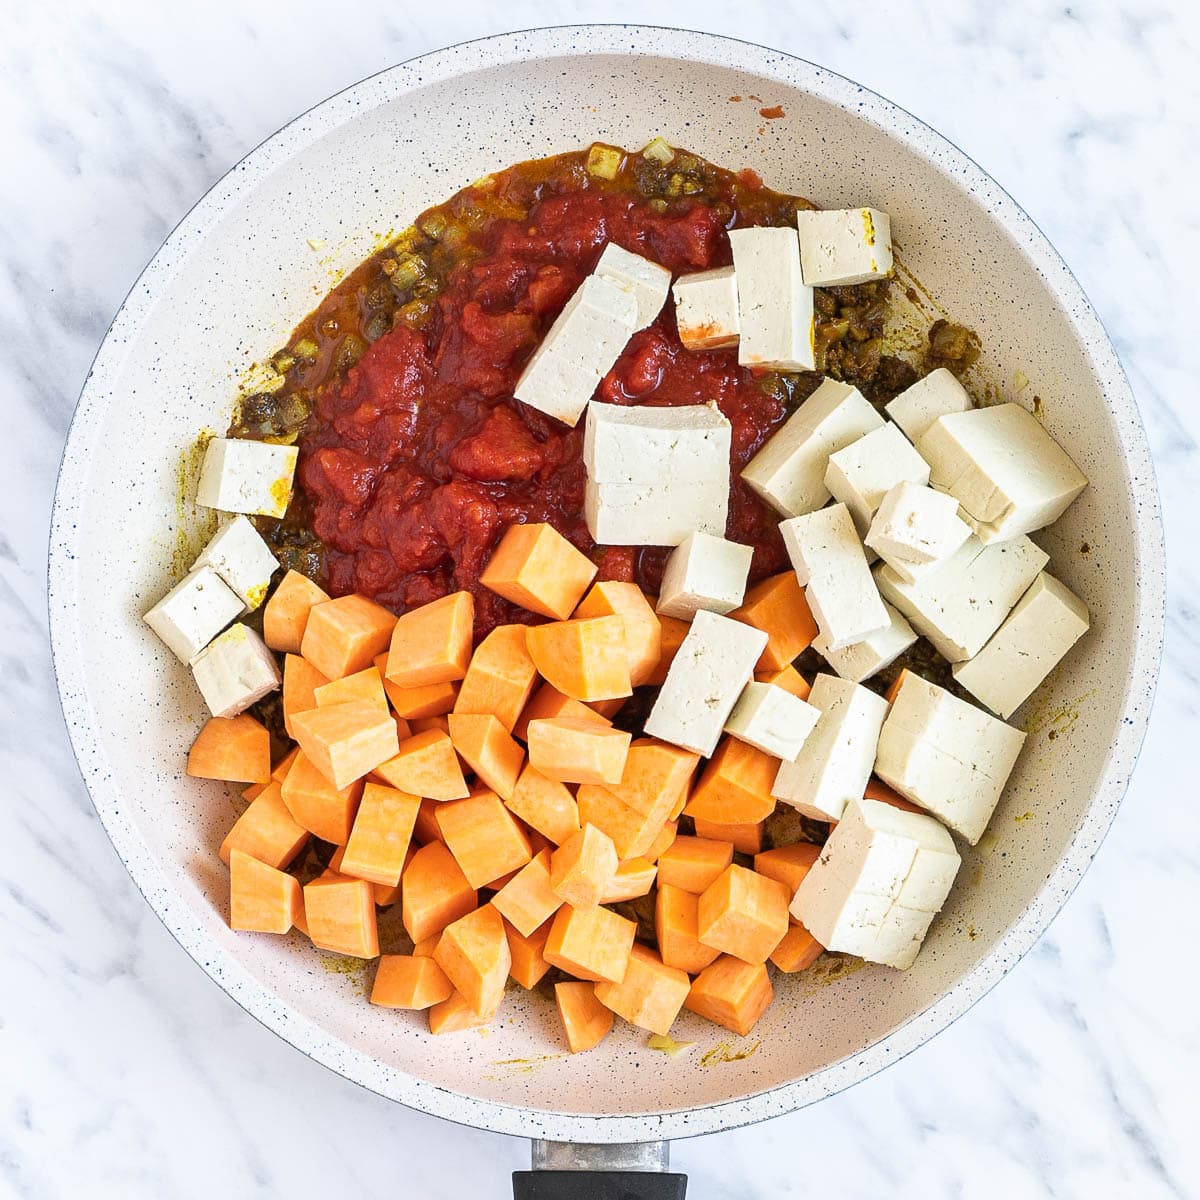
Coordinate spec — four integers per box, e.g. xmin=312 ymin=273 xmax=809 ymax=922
xmin=3 ymin=0 xmax=1197 ymax=1196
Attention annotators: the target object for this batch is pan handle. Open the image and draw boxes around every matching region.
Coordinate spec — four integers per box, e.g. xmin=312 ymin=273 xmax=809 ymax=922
xmin=513 ymin=1139 xmax=687 ymax=1199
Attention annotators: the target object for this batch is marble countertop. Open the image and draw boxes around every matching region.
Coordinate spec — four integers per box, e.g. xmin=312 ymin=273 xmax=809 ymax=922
xmin=4 ymin=1 xmax=1196 ymax=1196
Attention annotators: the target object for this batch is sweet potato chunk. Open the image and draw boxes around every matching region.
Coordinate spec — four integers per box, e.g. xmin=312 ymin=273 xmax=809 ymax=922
xmin=480 ymin=522 xmax=597 ymax=620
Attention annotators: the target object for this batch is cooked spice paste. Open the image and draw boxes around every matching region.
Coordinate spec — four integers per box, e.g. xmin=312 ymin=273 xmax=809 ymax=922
xmin=234 ymin=144 xmax=921 ymax=636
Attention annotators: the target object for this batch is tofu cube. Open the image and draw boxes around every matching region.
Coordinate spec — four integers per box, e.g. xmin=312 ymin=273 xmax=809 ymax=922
xmin=884 ymin=368 xmax=972 ymax=442
xmin=780 ymin=503 xmax=890 ymax=650
xmin=771 ymin=674 xmax=889 ymax=822
xmin=824 ymin=423 xmax=931 ymax=538
xmin=724 ymin=681 xmax=820 ymax=761
xmin=952 ymin=572 xmax=1090 ymax=718
xmin=584 ymin=401 xmax=731 ymax=485
xmin=673 ymin=265 xmax=739 ymax=351
xmin=742 ymin=378 xmax=884 ymax=517
xmin=196 ymin=438 xmax=299 ymax=520
xmin=728 ymin=226 xmax=815 ymax=371
xmin=193 ymin=515 xmax=279 ymax=609
xmin=514 ymin=275 xmax=638 ymax=427
xmin=917 ymin=402 xmax=1088 ymax=542
xmin=874 ymin=533 xmax=1048 ymax=662
xmin=645 ymin=611 xmax=768 ymax=756
xmin=143 ymin=565 xmax=244 ymax=663
xmin=595 ymin=242 xmax=672 ymax=331
xmin=812 ymin=601 xmax=916 ymax=684
xmin=874 ymin=672 xmax=1026 ymax=844
xmin=585 ymin=478 xmax=728 ymax=547
xmin=790 ymin=797 xmax=960 ymax=968
xmin=191 ymin=623 xmax=282 ymax=718
xmin=656 ymin=532 xmax=754 ymax=620
xmin=865 ymin=480 xmax=972 ymax=578
xmin=795 ymin=207 xmax=893 ymax=287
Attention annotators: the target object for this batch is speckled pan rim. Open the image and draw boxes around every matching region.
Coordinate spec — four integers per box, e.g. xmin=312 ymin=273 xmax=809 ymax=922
xmin=48 ymin=25 xmax=1165 ymax=1143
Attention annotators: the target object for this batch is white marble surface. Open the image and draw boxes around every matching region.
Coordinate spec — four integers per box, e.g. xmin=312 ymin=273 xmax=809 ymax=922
xmin=3 ymin=0 xmax=1197 ymax=1195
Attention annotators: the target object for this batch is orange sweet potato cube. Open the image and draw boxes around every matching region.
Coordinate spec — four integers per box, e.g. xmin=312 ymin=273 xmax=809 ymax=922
xmin=435 ymin=790 xmax=532 ymax=888
xmin=428 ymin=988 xmax=501 ymax=1034
xmin=302 ymin=594 xmax=397 ymax=681
xmin=691 ymin=816 xmax=765 ymax=855
xmin=374 ymin=729 xmax=469 ymax=800
xmin=279 ymin=752 xmax=364 ymax=845
xmin=770 ymin=924 xmax=824 ymax=973
xmin=573 ymin=581 xmax=661 ymax=686
xmin=754 ymin=664 xmax=811 ymax=701
xmin=480 ymin=522 xmax=597 ymax=620
xmin=314 ymin=665 xmax=390 ymax=713
xmin=263 ymin=569 xmax=330 ymax=654
xmin=491 ymin=849 xmax=562 ymax=936
xmin=526 ymin=616 xmax=631 ymax=702
xmin=527 ymin=718 xmax=631 ymax=786
xmin=513 ymin=682 xmax=611 ymax=742
xmin=644 ymin=820 xmax=678 ymax=864
xmin=386 ymin=591 xmax=474 ymax=687
xmin=505 ymin=765 xmax=581 ymax=846
xmin=188 ymin=714 xmax=271 ymax=784
xmin=656 ymin=836 xmax=734 ymax=894
xmin=228 ymin=849 xmax=302 ymax=933
xmin=283 ymin=653 xmax=329 ymax=738
xmin=555 ymin=981 xmax=613 ymax=1053
xmin=753 ymin=842 xmax=820 ymax=897
xmin=685 ymin=956 xmax=773 ymax=1036
xmin=613 ymin=739 xmax=699 ymax=819
xmin=290 ymin=701 xmax=400 ymax=791
xmin=731 ymin=571 xmax=818 ymax=672
xmin=644 ymin=613 xmax=689 ymax=686
xmin=543 ymin=904 xmax=635 ymax=984
xmin=684 ymin=737 xmax=778 ymax=825
xmin=340 ymin=782 xmax=421 ymax=886
xmin=575 ymin=784 xmax=666 ymax=861
xmin=272 ymin=746 xmax=300 ymax=782
xmin=655 ymin=884 xmax=721 ymax=974
xmin=599 ymin=857 xmax=657 ymax=904
xmin=453 ymin=624 xmax=538 ymax=732
xmin=506 ymin=918 xmax=553 ymax=989
xmin=864 ymin=776 xmax=926 ymax=815
xmin=376 ymin=657 xmax=460 ymax=720
xmin=697 ymin=865 xmax=790 ymax=965
xmin=550 ymin=824 xmax=619 ymax=909
xmin=370 ymin=954 xmax=454 ymax=1009
xmin=434 ymin=903 xmax=511 ymax=1016
xmin=594 ymin=944 xmax=690 ymax=1037
xmin=303 ymin=873 xmax=380 ymax=957
xmin=220 ymin=783 xmax=310 ymax=869
xmin=401 ymin=841 xmax=477 ymax=943
xmin=447 ymin=713 xmax=524 ymax=801
xmin=412 ymin=797 xmax=444 ymax=846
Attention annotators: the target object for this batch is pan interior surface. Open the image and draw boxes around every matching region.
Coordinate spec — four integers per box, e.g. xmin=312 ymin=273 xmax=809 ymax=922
xmin=49 ymin=28 xmax=1161 ymax=1141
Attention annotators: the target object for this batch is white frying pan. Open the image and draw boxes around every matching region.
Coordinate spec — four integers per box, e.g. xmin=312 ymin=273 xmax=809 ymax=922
xmin=47 ymin=26 xmax=1164 ymax=1199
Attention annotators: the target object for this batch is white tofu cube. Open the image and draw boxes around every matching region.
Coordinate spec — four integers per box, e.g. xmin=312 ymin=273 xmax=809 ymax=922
xmin=513 ymin=275 xmax=638 ymax=427
xmin=672 ymin=265 xmax=739 ymax=351
xmin=196 ymin=438 xmax=299 ymax=520
xmin=742 ymin=378 xmax=884 ymax=517
xmin=143 ymin=565 xmax=244 ymax=664
xmin=584 ymin=401 xmax=731 ymax=484
xmin=656 ymin=532 xmax=754 ymax=620
xmin=812 ymin=601 xmax=916 ymax=683
xmin=728 ymin=226 xmax=815 ymax=371
xmin=724 ymin=681 xmax=820 ymax=761
xmin=795 ymin=207 xmax=893 ymax=287
xmin=190 ymin=623 xmax=282 ymax=718
xmin=790 ymin=797 xmax=960 ymax=969
xmin=780 ymin=503 xmax=890 ymax=650
xmin=645 ymin=611 xmax=767 ymax=756
xmin=874 ymin=534 xmax=1048 ymax=662
xmin=585 ymin=478 xmax=728 ymax=546
xmin=193 ymin=515 xmax=279 ymax=609
xmin=824 ymin=423 xmax=931 ymax=538
xmin=874 ymin=672 xmax=1026 ymax=844
xmin=952 ymin=572 xmax=1090 ymax=718
xmin=595 ymin=242 xmax=672 ymax=331
xmin=884 ymin=368 xmax=972 ymax=442
xmin=771 ymin=674 xmax=889 ymax=822
xmin=865 ymin=480 xmax=972 ymax=576
xmin=917 ymin=402 xmax=1088 ymax=542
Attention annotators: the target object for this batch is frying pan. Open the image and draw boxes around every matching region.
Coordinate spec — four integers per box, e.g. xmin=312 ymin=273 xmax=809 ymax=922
xmin=47 ymin=25 xmax=1164 ymax=1198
